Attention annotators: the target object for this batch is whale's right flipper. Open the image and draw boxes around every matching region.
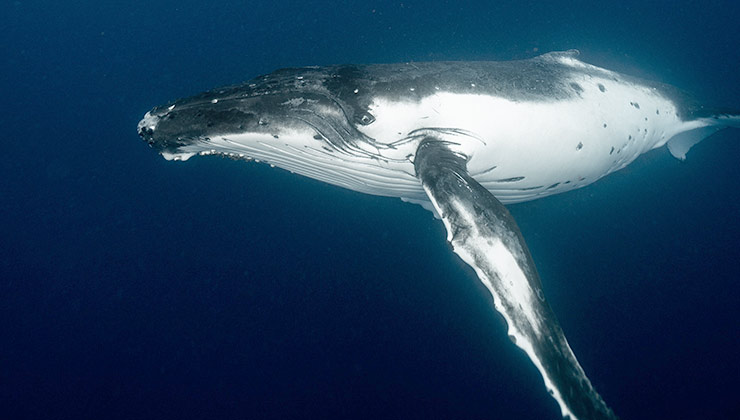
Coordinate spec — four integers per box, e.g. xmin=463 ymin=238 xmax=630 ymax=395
xmin=414 ymin=139 xmax=618 ymax=420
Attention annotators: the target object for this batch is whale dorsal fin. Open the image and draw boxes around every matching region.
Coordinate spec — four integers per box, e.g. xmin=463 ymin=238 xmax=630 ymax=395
xmin=414 ymin=139 xmax=617 ymax=420
xmin=539 ymin=49 xmax=581 ymax=59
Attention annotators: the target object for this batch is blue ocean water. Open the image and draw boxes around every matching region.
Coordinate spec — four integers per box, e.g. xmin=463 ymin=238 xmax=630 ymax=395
xmin=1 ymin=1 xmax=739 ymax=419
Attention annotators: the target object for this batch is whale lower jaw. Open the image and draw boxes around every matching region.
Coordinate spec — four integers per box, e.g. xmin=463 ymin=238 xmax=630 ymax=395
xmin=167 ymin=133 xmax=428 ymax=202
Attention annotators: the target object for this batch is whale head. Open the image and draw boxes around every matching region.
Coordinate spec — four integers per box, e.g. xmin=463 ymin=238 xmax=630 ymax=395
xmin=137 ymin=66 xmax=389 ymax=162
xmin=137 ymin=65 xmax=429 ymax=199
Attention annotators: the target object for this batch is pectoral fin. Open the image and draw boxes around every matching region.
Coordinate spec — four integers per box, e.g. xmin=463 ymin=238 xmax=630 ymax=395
xmin=668 ymin=113 xmax=740 ymax=160
xmin=414 ymin=139 xmax=617 ymax=420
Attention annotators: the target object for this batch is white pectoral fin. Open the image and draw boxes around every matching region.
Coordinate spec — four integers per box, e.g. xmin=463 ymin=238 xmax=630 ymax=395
xmin=667 ymin=125 xmax=723 ymax=160
xmin=414 ymin=139 xmax=618 ymax=420
xmin=668 ymin=114 xmax=740 ymax=160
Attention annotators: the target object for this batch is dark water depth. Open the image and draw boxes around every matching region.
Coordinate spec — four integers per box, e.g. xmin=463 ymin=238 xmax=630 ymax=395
xmin=1 ymin=1 xmax=738 ymax=419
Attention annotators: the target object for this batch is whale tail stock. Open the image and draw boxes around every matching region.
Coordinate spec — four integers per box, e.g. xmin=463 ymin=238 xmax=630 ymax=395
xmin=667 ymin=111 xmax=740 ymax=160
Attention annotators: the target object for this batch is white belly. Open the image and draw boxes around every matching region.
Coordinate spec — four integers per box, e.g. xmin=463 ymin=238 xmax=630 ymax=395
xmin=361 ymin=74 xmax=685 ymax=204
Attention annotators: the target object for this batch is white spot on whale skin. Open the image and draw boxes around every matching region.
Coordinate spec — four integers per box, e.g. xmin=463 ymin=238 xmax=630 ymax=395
xmin=281 ymin=98 xmax=306 ymax=107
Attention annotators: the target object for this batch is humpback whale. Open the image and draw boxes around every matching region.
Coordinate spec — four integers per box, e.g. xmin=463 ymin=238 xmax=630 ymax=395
xmin=137 ymin=50 xmax=739 ymax=419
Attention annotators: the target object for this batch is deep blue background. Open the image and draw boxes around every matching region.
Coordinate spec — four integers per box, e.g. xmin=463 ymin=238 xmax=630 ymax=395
xmin=2 ymin=1 xmax=739 ymax=419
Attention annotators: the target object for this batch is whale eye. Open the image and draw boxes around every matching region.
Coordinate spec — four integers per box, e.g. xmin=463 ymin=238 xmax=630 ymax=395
xmin=356 ymin=112 xmax=375 ymax=125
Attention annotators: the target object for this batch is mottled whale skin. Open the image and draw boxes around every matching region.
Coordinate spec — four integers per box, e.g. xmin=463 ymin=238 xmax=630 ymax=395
xmin=138 ymin=50 xmax=739 ymax=419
